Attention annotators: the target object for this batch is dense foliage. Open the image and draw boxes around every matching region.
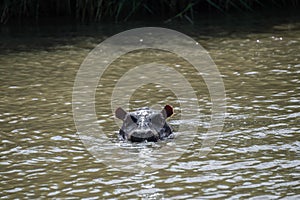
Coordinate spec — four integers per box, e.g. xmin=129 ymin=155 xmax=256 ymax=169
xmin=0 ymin=0 xmax=299 ymax=24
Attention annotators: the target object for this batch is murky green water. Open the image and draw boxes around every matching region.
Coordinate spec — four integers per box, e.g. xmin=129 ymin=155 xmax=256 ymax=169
xmin=1 ymin=18 xmax=299 ymax=199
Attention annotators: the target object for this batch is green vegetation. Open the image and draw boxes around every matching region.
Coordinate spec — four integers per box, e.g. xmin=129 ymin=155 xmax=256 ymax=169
xmin=0 ymin=0 xmax=299 ymax=24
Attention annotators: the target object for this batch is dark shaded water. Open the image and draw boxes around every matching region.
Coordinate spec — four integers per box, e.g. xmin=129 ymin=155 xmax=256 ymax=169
xmin=1 ymin=17 xmax=299 ymax=199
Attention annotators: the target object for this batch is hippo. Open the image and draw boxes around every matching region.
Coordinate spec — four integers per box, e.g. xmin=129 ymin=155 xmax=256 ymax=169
xmin=115 ymin=105 xmax=174 ymax=142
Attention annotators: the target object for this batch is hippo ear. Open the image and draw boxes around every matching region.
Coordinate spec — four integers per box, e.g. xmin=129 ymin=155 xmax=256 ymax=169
xmin=115 ymin=107 xmax=127 ymax=121
xmin=162 ymin=105 xmax=173 ymax=119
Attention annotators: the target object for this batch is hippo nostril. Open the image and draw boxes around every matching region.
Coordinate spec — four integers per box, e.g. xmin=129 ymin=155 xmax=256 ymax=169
xmin=131 ymin=130 xmax=153 ymax=137
xmin=129 ymin=129 xmax=158 ymax=141
xmin=147 ymin=131 xmax=153 ymax=136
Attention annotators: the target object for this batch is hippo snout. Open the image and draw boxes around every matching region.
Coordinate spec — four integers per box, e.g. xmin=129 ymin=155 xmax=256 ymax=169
xmin=129 ymin=129 xmax=159 ymax=142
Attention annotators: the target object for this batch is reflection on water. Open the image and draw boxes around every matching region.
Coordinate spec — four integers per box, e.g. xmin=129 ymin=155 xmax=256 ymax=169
xmin=0 ymin=19 xmax=299 ymax=198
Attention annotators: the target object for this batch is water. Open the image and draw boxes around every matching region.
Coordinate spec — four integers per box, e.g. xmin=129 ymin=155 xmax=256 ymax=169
xmin=1 ymin=17 xmax=299 ymax=199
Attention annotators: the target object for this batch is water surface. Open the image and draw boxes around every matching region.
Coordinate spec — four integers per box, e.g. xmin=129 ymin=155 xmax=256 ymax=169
xmin=0 ymin=18 xmax=299 ymax=199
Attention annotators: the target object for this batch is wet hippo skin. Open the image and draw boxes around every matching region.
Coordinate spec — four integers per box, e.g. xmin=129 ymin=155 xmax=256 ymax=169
xmin=115 ymin=105 xmax=174 ymax=142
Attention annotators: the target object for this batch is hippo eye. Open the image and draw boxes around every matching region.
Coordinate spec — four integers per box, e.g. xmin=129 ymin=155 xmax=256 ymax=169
xmin=130 ymin=115 xmax=138 ymax=123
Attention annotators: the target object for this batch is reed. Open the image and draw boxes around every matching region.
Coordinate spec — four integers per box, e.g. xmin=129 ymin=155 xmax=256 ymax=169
xmin=0 ymin=0 xmax=298 ymax=24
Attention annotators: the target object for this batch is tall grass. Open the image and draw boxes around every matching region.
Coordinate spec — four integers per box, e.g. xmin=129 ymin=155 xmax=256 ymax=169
xmin=0 ymin=0 xmax=299 ymax=24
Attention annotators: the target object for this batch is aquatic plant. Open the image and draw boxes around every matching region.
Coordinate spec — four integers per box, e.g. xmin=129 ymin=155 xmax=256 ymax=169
xmin=0 ymin=0 xmax=299 ymax=24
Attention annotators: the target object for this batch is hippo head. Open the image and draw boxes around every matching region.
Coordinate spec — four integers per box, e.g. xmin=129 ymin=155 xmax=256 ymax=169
xmin=115 ymin=105 xmax=174 ymax=142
